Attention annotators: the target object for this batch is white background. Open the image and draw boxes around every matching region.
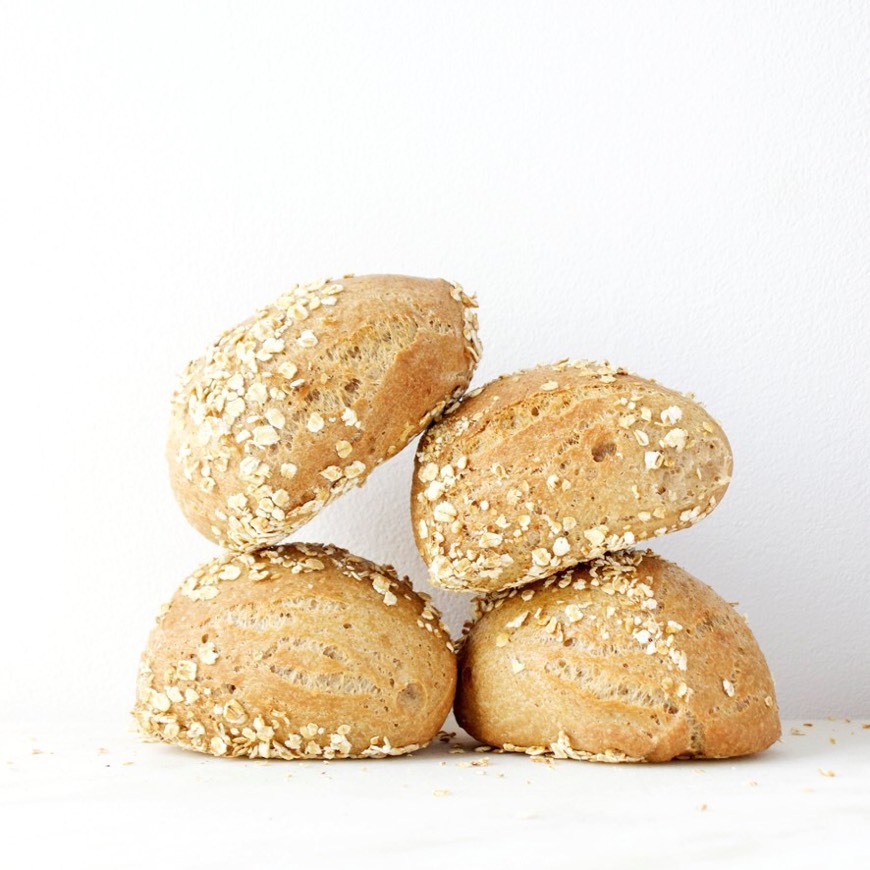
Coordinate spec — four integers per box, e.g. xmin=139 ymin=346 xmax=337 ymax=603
xmin=2 ymin=1 xmax=868 ymax=731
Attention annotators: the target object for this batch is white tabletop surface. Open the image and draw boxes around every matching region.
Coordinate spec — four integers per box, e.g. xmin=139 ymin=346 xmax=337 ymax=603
xmin=3 ymin=717 xmax=868 ymax=869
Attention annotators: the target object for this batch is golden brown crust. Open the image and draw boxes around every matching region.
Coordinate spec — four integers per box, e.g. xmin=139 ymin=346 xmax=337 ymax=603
xmin=169 ymin=275 xmax=481 ymax=551
xmin=455 ymin=550 xmax=780 ymax=762
xmin=132 ymin=544 xmax=457 ymax=759
xmin=412 ymin=361 xmax=732 ymax=592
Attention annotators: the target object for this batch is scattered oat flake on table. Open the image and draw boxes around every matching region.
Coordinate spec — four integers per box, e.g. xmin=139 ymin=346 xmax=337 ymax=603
xmin=457 ymin=758 xmax=490 ymax=768
xmin=818 ymin=769 xmax=836 ymax=777
xmin=433 ymin=789 xmax=451 ymax=797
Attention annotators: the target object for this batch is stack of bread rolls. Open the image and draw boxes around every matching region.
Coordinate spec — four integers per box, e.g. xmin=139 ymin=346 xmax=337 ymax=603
xmin=413 ymin=361 xmax=780 ymax=760
xmin=134 ymin=274 xmax=779 ymax=762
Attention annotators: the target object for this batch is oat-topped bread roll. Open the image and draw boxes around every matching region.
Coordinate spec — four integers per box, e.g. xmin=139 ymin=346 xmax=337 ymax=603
xmin=412 ymin=360 xmax=731 ymax=592
xmin=133 ymin=544 xmax=456 ymax=759
xmin=455 ymin=551 xmax=780 ymax=761
xmin=169 ymin=275 xmax=481 ymax=550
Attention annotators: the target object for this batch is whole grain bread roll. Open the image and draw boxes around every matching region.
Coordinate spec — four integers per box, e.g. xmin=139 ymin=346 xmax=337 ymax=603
xmin=132 ymin=544 xmax=456 ymax=759
xmin=412 ymin=360 xmax=731 ymax=592
xmin=455 ymin=550 xmax=780 ymax=761
xmin=169 ymin=275 xmax=481 ymax=551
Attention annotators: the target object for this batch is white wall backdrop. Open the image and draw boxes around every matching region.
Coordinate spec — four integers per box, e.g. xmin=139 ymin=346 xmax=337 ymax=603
xmin=2 ymin=1 xmax=868 ymax=725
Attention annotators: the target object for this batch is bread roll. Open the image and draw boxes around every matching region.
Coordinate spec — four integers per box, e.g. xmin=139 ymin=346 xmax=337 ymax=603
xmin=169 ymin=275 xmax=480 ymax=551
xmin=412 ymin=361 xmax=731 ymax=592
xmin=455 ymin=550 xmax=780 ymax=761
xmin=132 ymin=544 xmax=456 ymax=759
